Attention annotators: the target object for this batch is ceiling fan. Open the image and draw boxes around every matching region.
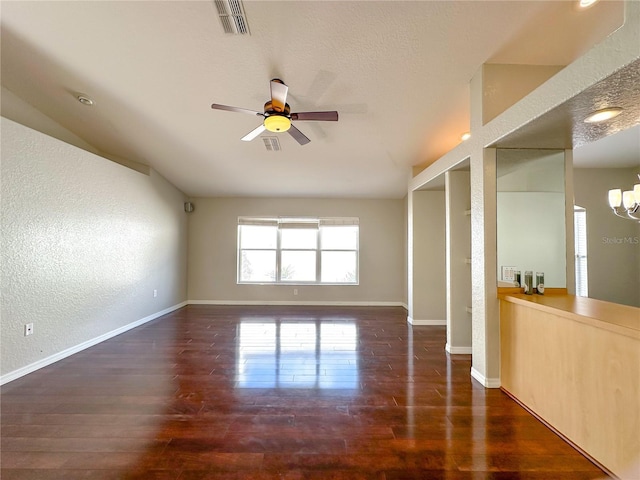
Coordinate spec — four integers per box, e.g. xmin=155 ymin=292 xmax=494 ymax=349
xmin=211 ymin=79 xmax=338 ymax=146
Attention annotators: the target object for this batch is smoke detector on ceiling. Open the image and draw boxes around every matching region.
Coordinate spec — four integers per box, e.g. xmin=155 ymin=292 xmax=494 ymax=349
xmin=214 ymin=0 xmax=250 ymax=35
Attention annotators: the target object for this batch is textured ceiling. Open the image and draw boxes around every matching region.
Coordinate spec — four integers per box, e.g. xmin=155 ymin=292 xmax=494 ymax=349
xmin=494 ymin=59 xmax=640 ymax=169
xmin=0 ymin=1 xmax=629 ymax=198
xmin=493 ymin=60 xmax=640 ymax=151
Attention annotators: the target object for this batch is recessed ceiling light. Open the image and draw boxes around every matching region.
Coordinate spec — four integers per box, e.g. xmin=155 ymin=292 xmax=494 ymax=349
xmin=76 ymin=94 xmax=94 ymax=106
xmin=461 ymin=132 xmax=471 ymax=141
xmin=584 ymin=107 xmax=623 ymax=123
xmin=579 ymin=0 xmax=599 ymax=8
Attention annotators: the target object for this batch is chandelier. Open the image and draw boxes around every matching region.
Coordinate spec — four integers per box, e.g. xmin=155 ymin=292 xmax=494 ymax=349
xmin=608 ymin=174 xmax=640 ymax=221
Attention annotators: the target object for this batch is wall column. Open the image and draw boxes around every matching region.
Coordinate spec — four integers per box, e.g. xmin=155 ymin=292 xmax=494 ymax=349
xmin=469 ymin=147 xmax=500 ymax=387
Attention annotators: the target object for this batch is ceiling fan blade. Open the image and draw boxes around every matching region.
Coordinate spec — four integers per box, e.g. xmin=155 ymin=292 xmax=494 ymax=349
xmin=288 ymin=124 xmax=311 ymax=145
xmin=211 ymin=104 xmax=263 ymax=116
xmin=241 ymin=124 xmax=267 ymax=142
xmin=291 ymin=111 xmax=339 ymax=122
xmin=270 ymin=79 xmax=288 ymax=113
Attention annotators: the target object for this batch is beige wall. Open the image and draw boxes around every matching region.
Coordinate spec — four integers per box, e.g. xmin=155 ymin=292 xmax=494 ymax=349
xmin=574 ymin=167 xmax=640 ymax=307
xmin=482 ymin=64 xmax=564 ymax=124
xmin=403 ymin=194 xmax=409 ymax=307
xmin=445 ymin=171 xmax=472 ymax=351
xmin=1 ymin=86 xmax=149 ymax=174
xmin=410 ymin=190 xmax=446 ymax=323
xmin=187 ymin=197 xmax=405 ymax=304
xmin=496 ymin=149 xmax=567 ymax=287
xmin=1 ymin=118 xmax=188 ymax=380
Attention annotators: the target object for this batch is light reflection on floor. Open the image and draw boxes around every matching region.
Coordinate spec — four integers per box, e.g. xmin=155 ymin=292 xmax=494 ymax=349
xmin=236 ymin=317 xmax=358 ymax=389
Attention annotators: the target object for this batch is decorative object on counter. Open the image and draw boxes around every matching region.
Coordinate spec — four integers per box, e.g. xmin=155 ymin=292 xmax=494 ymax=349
xmin=514 ymin=271 xmax=521 ymax=288
xmin=607 ymin=173 xmax=640 ymax=222
xmin=523 ymin=271 xmax=533 ymax=295
xmin=536 ymin=272 xmax=545 ymax=295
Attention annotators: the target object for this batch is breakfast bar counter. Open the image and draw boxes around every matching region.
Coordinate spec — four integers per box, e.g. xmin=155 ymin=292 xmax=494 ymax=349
xmin=499 ymin=292 xmax=640 ymax=478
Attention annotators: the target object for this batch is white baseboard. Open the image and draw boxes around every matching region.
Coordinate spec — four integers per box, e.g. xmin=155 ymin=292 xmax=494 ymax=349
xmin=0 ymin=301 xmax=187 ymax=386
xmin=445 ymin=344 xmax=472 ymax=354
xmin=189 ymin=300 xmax=405 ymax=307
xmin=406 ymin=316 xmax=446 ymax=326
xmin=470 ymin=366 xmax=501 ymax=388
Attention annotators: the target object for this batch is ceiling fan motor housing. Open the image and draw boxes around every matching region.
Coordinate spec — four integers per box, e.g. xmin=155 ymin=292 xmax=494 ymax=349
xmin=264 ymin=101 xmax=290 ymax=115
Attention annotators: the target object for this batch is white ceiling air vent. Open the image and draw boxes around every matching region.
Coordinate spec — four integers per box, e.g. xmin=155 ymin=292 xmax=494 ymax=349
xmin=214 ymin=0 xmax=250 ymax=35
xmin=263 ymin=137 xmax=281 ymax=152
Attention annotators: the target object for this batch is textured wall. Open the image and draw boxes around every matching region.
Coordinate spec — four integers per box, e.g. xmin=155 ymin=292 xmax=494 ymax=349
xmin=1 ymin=118 xmax=188 ymax=377
xmin=187 ymin=197 xmax=405 ymax=304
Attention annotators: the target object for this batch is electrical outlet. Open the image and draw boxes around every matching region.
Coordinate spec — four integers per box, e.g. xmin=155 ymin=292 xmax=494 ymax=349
xmin=153 ymin=289 xmax=158 ymax=298
xmin=293 ymin=288 xmax=298 ymax=296
xmin=24 ymin=323 xmax=34 ymax=336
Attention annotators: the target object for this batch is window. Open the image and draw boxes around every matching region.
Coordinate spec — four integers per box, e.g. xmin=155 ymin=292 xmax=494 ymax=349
xmin=574 ymin=206 xmax=588 ymax=297
xmin=238 ymin=217 xmax=359 ymax=284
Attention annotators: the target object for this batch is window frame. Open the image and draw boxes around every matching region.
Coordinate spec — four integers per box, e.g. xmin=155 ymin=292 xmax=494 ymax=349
xmin=279 ymin=223 xmax=319 ymax=283
xmin=237 ymin=217 xmax=359 ymax=285
xmin=574 ymin=206 xmax=589 ymax=297
xmin=237 ymin=220 xmax=278 ymax=283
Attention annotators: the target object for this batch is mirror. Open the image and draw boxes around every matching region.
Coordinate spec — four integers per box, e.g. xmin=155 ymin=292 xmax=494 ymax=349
xmin=573 ymin=126 xmax=640 ymax=308
xmin=496 ymin=149 xmax=566 ymax=289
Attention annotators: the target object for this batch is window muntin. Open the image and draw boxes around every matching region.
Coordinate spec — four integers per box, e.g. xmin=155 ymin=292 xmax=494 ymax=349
xmin=238 ymin=217 xmax=358 ymax=284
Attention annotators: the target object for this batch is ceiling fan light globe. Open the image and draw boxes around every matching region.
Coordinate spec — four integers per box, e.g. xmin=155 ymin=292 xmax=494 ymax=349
xmin=264 ymin=115 xmax=291 ymax=133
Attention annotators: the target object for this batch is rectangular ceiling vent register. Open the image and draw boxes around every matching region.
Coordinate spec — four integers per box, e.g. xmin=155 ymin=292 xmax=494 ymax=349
xmin=214 ymin=0 xmax=250 ymax=35
xmin=263 ymin=137 xmax=281 ymax=152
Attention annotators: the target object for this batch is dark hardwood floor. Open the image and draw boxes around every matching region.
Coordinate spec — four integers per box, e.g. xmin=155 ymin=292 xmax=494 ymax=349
xmin=1 ymin=305 xmax=608 ymax=479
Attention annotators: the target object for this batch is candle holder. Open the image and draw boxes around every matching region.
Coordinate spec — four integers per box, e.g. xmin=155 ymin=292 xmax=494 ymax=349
xmin=524 ymin=271 xmax=533 ymax=295
xmin=536 ymin=272 xmax=545 ymax=295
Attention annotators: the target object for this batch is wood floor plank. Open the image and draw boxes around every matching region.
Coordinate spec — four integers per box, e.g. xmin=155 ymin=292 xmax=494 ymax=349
xmin=0 ymin=305 xmax=609 ymax=479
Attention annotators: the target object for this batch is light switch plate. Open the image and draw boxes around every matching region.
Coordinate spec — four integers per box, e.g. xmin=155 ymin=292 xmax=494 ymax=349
xmin=501 ymin=266 xmax=517 ymax=282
